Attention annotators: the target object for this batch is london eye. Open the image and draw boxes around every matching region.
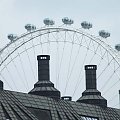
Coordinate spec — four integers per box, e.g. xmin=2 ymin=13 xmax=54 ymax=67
xmin=0 ymin=17 xmax=120 ymax=109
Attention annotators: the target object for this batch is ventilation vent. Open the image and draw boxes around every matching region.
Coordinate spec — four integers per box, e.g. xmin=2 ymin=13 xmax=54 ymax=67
xmin=61 ymin=96 xmax=72 ymax=101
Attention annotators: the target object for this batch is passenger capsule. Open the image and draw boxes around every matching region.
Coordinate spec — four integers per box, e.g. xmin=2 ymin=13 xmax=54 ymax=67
xmin=99 ymin=30 xmax=110 ymax=38
xmin=62 ymin=17 xmax=74 ymax=25
xmin=7 ymin=34 xmax=17 ymax=42
xmin=81 ymin=21 xmax=92 ymax=29
xmin=25 ymin=24 xmax=36 ymax=32
xmin=115 ymin=44 xmax=120 ymax=51
xmin=43 ymin=18 xmax=55 ymax=25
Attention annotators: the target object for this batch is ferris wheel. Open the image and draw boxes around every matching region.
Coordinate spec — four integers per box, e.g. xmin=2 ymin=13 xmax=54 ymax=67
xmin=0 ymin=17 xmax=120 ymax=108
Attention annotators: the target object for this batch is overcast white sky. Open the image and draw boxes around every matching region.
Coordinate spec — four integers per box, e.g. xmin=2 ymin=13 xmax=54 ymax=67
xmin=0 ymin=0 xmax=120 ymax=47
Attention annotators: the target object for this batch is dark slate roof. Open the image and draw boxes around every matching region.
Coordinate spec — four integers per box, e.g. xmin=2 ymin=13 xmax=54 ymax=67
xmin=0 ymin=90 xmax=120 ymax=120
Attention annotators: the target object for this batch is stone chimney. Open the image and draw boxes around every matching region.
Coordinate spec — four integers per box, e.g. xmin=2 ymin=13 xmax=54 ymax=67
xmin=29 ymin=55 xmax=60 ymax=100
xmin=77 ymin=65 xmax=107 ymax=107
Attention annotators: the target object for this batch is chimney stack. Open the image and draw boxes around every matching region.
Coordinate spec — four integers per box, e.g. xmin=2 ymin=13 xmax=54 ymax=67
xmin=37 ymin=55 xmax=50 ymax=81
xmin=77 ymin=65 xmax=107 ymax=107
xmin=85 ymin=65 xmax=97 ymax=90
xmin=29 ymin=55 xmax=60 ymax=100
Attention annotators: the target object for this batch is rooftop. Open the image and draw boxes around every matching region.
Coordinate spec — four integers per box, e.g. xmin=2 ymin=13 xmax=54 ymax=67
xmin=0 ymin=55 xmax=120 ymax=120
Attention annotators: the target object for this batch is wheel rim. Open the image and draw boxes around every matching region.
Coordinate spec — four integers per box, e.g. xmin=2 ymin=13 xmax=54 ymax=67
xmin=0 ymin=26 xmax=120 ymax=108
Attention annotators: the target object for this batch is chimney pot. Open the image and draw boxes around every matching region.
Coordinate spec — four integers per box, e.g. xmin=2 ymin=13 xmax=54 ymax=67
xmin=85 ymin=65 xmax=97 ymax=70
xmin=61 ymin=96 xmax=72 ymax=101
xmin=37 ymin=55 xmax=50 ymax=60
